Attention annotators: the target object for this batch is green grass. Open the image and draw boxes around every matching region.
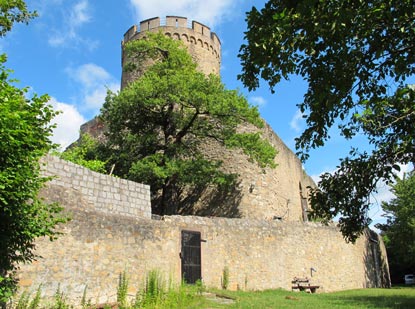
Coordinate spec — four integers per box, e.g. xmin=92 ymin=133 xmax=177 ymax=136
xmin=207 ymin=286 xmax=415 ymax=309
xmin=14 ymin=283 xmax=415 ymax=308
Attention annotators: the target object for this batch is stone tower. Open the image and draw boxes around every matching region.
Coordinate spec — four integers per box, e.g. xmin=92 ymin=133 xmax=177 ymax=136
xmin=121 ymin=16 xmax=221 ymax=88
xmin=81 ymin=16 xmax=316 ymax=222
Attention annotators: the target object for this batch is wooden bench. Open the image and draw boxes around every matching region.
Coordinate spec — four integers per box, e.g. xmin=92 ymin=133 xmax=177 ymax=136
xmin=291 ymin=277 xmax=320 ymax=293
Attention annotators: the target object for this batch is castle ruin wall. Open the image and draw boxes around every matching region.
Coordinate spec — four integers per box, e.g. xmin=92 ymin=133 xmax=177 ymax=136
xmin=16 ymin=157 xmax=390 ymax=306
xmin=41 ymin=155 xmax=151 ymax=220
xmin=191 ymin=121 xmax=316 ymax=222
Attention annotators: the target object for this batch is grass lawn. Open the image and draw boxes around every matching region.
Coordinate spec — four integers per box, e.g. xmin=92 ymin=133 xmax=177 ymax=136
xmin=200 ymin=286 xmax=415 ymax=309
xmin=13 ymin=284 xmax=415 ymax=308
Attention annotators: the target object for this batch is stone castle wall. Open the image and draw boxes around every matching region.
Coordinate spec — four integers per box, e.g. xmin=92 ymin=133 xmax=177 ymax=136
xmin=16 ymin=157 xmax=390 ymax=306
xmin=79 ymin=118 xmax=315 ymax=222
xmin=121 ymin=16 xmax=221 ymax=88
xmin=41 ymin=155 xmax=151 ymax=219
xmin=190 ymin=121 xmax=316 ymax=222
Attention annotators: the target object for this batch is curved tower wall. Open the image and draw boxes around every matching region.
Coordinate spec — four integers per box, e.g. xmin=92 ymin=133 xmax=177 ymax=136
xmin=121 ymin=16 xmax=221 ymax=88
xmin=81 ymin=16 xmax=315 ymax=222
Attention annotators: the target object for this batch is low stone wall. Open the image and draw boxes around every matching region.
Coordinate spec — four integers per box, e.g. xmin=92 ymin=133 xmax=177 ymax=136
xmin=15 ymin=156 xmax=390 ymax=306
xmin=17 ymin=214 xmax=390 ymax=305
xmin=41 ymin=155 xmax=151 ymax=219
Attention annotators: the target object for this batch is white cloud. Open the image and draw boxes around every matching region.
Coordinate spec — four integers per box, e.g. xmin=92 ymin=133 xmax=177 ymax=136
xmin=369 ymin=163 xmax=413 ymax=204
xmin=48 ymin=36 xmax=65 ymax=47
xmin=48 ymin=0 xmax=98 ymax=50
xmin=290 ymin=109 xmax=304 ymax=132
xmin=70 ymin=63 xmax=111 ymax=88
xmin=369 ymin=163 xmax=413 ymax=230
xmin=70 ymin=0 xmax=91 ymax=31
xmin=129 ymin=0 xmax=239 ymax=28
xmin=311 ymin=163 xmax=413 ymax=229
xmin=66 ymin=63 xmax=119 ymax=112
xmin=310 ymin=173 xmax=322 ymax=185
xmin=249 ymin=96 xmax=267 ymax=108
xmin=310 ymin=164 xmax=411 ymax=202
xmin=49 ymin=97 xmax=86 ymax=151
xmin=84 ymin=82 xmax=119 ymax=110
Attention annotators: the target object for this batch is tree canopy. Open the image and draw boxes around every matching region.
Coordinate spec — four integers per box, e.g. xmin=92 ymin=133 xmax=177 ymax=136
xmin=239 ymin=0 xmax=415 ymax=241
xmin=0 ymin=56 xmax=66 ymax=304
xmin=101 ymin=32 xmax=276 ymax=215
xmin=0 ymin=0 xmax=37 ymax=37
xmin=0 ymin=1 xmax=66 ymax=304
xmin=59 ymin=133 xmax=106 ymax=174
xmin=377 ymin=171 xmax=415 ymax=281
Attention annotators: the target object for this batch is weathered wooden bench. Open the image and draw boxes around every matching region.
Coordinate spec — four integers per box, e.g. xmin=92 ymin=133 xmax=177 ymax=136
xmin=291 ymin=277 xmax=320 ymax=293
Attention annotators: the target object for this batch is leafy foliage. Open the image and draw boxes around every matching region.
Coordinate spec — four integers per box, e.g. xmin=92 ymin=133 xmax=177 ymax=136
xmin=239 ymin=0 xmax=415 ymax=241
xmin=59 ymin=133 xmax=107 ymax=173
xmin=117 ymin=271 xmax=129 ymax=309
xmin=377 ymin=171 xmax=415 ymax=280
xmin=101 ymin=32 xmax=276 ymax=215
xmin=0 ymin=55 xmax=66 ymax=304
xmin=0 ymin=0 xmax=37 ymax=36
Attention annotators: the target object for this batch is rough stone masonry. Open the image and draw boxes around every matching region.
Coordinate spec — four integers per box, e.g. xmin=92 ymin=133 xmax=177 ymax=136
xmin=17 ymin=155 xmax=390 ymax=305
xmin=16 ymin=17 xmax=390 ymax=306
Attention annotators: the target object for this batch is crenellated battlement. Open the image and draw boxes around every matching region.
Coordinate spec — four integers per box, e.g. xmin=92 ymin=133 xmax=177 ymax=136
xmin=123 ymin=16 xmax=221 ymax=47
xmin=121 ymin=16 xmax=221 ymax=87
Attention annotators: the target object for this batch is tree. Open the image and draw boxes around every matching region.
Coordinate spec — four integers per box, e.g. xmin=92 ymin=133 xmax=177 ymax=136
xmin=0 ymin=56 xmax=66 ymax=305
xmin=101 ymin=32 xmax=276 ymax=215
xmin=238 ymin=0 xmax=415 ymax=241
xmin=0 ymin=0 xmax=37 ymax=37
xmin=377 ymin=171 xmax=415 ymax=282
xmin=0 ymin=1 xmax=65 ymax=304
xmin=59 ymin=133 xmax=107 ymax=174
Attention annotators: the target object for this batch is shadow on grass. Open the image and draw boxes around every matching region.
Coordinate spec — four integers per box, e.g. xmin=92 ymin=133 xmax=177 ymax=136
xmin=331 ymin=295 xmax=415 ymax=308
xmin=207 ymin=288 xmax=415 ymax=309
xmin=322 ymin=288 xmax=415 ymax=309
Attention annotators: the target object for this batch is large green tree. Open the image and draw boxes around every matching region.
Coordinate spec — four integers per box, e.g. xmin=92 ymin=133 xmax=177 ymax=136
xmin=238 ymin=0 xmax=415 ymax=241
xmin=0 ymin=56 xmax=66 ymax=304
xmin=0 ymin=1 xmax=66 ymax=305
xmin=101 ymin=33 xmax=276 ymax=215
xmin=377 ymin=171 xmax=415 ymax=282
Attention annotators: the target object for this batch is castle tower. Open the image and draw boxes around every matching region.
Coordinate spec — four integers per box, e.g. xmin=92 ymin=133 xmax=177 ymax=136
xmin=121 ymin=16 xmax=221 ymax=89
xmin=80 ymin=17 xmax=316 ymax=223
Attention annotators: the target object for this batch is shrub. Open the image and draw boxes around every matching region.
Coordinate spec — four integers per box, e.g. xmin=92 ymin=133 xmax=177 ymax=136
xmin=222 ymin=266 xmax=229 ymax=290
xmin=117 ymin=271 xmax=129 ymax=309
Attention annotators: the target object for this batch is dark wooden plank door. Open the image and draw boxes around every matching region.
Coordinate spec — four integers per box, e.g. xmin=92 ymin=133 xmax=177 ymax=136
xmin=181 ymin=230 xmax=201 ymax=284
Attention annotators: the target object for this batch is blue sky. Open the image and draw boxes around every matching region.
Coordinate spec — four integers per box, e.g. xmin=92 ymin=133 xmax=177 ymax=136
xmin=2 ymin=0 xmax=409 ymax=226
